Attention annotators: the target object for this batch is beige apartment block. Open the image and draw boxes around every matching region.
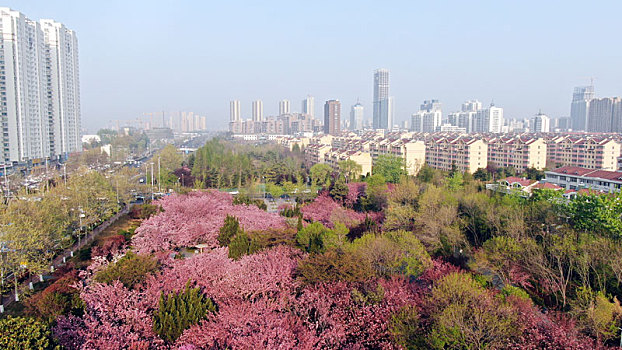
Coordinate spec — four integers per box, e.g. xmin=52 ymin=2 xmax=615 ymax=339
xmin=487 ymin=136 xmax=547 ymax=170
xmin=324 ymin=150 xmax=373 ymax=178
xmin=425 ymin=136 xmax=487 ymax=173
xmin=368 ymin=138 xmax=426 ymax=175
xmin=546 ymin=136 xmax=621 ymax=171
xmin=304 ymin=144 xmax=332 ymax=166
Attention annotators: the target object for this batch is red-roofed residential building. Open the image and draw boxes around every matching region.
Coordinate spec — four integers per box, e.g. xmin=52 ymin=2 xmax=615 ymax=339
xmin=546 ymin=135 xmax=620 ymax=171
xmin=487 ymin=136 xmax=547 ymax=171
xmin=544 ymin=166 xmax=622 ymax=193
xmin=425 ymin=136 xmax=487 ymax=173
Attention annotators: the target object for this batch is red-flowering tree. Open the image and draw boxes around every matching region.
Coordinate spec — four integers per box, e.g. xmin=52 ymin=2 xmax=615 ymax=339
xmin=301 ymin=194 xmax=380 ymax=229
xmin=132 ymin=191 xmax=287 ymax=254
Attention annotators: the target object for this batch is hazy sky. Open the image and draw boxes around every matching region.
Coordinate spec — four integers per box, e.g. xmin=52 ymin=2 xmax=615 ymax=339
xmin=6 ymin=0 xmax=622 ymax=132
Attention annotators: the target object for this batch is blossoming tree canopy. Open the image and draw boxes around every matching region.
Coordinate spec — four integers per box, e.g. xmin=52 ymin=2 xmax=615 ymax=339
xmin=132 ymin=191 xmax=287 ymax=253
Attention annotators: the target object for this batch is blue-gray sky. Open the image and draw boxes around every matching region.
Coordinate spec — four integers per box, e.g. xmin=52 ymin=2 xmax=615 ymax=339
xmin=6 ymin=0 xmax=622 ymax=132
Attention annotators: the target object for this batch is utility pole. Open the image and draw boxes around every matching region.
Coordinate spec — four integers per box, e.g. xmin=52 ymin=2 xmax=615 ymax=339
xmin=158 ymin=156 xmax=161 ymax=193
xmin=63 ymin=163 xmax=67 ymax=187
xmin=151 ymin=162 xmax=155 ymax=201
xmin=3 ymin=163 xmax=8 ymax=198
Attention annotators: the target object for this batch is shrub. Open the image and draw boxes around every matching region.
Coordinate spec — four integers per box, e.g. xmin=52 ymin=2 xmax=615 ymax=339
xmin=25 ymin=271 xmax=84 ymax=322
xmin=94 ymin=251 xmax=158 ymax=288
xmin=349 ymin=230 xmax=432 ymax=278
xmin=0 ymin=316 xmax=58 ymax=349
xmin=389 ymin=305 xmax=422 ymax=349
xmin=248 ymin=227 xmax=297 ymax=250
xmin=297 ymin=248 xmax=374 ymax=284
xmin=153 ymin=281 xmax=217 ymax=343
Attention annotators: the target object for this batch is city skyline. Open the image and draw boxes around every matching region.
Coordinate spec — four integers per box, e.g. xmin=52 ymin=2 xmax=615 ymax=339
xmin=4 ymin=1 xmax=622 ymax=132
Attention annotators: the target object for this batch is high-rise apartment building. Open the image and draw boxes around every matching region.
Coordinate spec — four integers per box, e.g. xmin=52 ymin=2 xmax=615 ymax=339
xmin=252 ymin=100 xmax=263 ymax=122
xmin=0 ymin=8 xmax=81 ymax=163
xmin=570 ymin=85 xmax=594 ymax=131
xmin=324 ymin=100 xmax=341 ymax=135
xmin=350 ymin=102 xmax=364 ymax=130
xmin=473 ymin=104 xmax=504 ymax=133
xmin=587 ymin=97 xmax=621 ymax=133
xmin=373 ymin=69 xmax=393 ymax=130
xmin=532 ymin=112 xmax=550 ymax=133
xmin=279 ymin=99 xmax=290 ymax=115
xmin=411 ymin=100 xmax=442 ymax=132
xmin=40 ymin=19 xmax=81 ymax=157
xmin=230 ymin=100 xmax=241 ymax=122
xmin=302 ymin=96 xmax=314 ymax=117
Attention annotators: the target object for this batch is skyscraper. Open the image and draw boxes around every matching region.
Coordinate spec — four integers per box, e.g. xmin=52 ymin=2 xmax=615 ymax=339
xmin=302 ymin=96 xmax=314 ymax=117
xmin=324 ymin=100 xmax=341 ymax=135
xmin=350 ymin=102 xmax=364 ymax=130
xmin=0 ymin=8 xmax=81 ymax=163
xmin=570 ymin=85 xmax=594 ymax=131
xmin=373 ymin=68 xmax=393 ymax=130
xmin=279 ymin=99 xmax=290 ymax=115
xmin=230 ymin=100 xmax=241 ymax=122
xmin=252 ymin=100 xmax=263 ymax=122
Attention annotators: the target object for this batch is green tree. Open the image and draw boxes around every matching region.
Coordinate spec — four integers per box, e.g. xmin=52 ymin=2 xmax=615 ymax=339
xmin=338 ymin=159 xmax=362 ymax=182
xmin=217 ymin=215 xmax=240 ymax=246
xmin=153 ymin=281 xmax=217 ymax=343
xmin=427 ymin=273 xmax=519 ymax=350
xmin=227 ymin=229 xmax=258 ymax=260
xmin=472 ymin=168 xmax=490 ymax=181
xmin=570 ymin=286 xmax=622 ymax=343
xmin=296 ymin=222 xmax=330 ymax=254
xmin=297 ymin=248 xmax=374 ymax=284
xmin=329 ymin=177 xmax=349 ymax=203
xmin=310 ymin=163 xmax=333 ymax=188
xmin=0 ymin=316 xmax=58 ymax=350
xmin=349 ymin=230 xmax=432 ymax=277
xmin=446 ymin=171 xmax=464 ymax=192
xmin=373 ymin=154 xmax=407 ymax=183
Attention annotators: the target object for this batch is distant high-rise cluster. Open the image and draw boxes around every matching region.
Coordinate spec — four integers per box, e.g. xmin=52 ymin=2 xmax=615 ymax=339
xmin=569 ymin=84 xmax=622 ymax=133
xmin=0 ymin=8 xmax=81 ymax=164
xmin=373 ymin=68 xmax=394 ymax=130
xmin=139 ymin=111 xmax=207 ymax=132
xmin=228 ymin=97 xmax=322 ymax=135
